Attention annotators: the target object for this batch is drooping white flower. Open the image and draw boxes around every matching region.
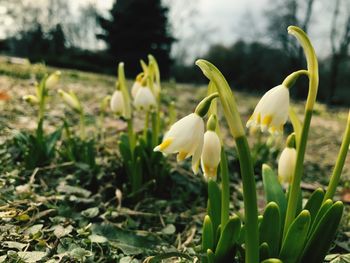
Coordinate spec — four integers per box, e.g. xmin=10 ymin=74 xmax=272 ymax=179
xmin=154 ymin=113 xmax=204 ymax=174
xmin=278 ymin=147 xmax=297 ymax=184
xmin=131 ymin=81 xmax=142 ymax=98
xmin=246 ymin=85 xmax=290 ymax=134
xmin=134 ymin=87 xmax=157 ymax=111
xmin=201 ymin=130 xmax=221 ymax=180
xmin=110 ymin=90 xmax=125 ymax=116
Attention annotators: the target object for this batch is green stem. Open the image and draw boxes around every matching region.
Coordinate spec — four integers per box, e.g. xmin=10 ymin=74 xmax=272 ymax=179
xmin=151 ymin=111 xmax=159 ymax=147
xmin=282 ymin=70 xmax=309 ymax=88
xmin=143 ymin=111 xmax=149 ymax=141
xmin=127 ymin=119 xmax=135 ymax=154
xmin=79 ymin=112 xmax=86 ymax=139
xmin=220 ymin=149 xmax=230 ymax=229
xmin=196 ymin=59 xmax=259 ymax=263
xmin=324 ymin=111 xmax=350 ymax=201
xmin=236 ymin=136 xmax=259 ymax=263
xmin=283 ymin=26 xmax=319 ymax=237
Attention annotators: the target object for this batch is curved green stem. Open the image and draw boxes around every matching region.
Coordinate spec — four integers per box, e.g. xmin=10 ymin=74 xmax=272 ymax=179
xmin=127 ymin=119 xmax=135 ymax=154
xmin=282 ymin=70 xmax=309 ymax=88
xmin=324 ymin=111 xmax=350 ymax=201
xmin=196 ymin=59 xmax=259 ymax=263
xmin=283 ymin=26 xmax=319 ymax=238
xmin=79 ymin=112 xmax=86 ymax=139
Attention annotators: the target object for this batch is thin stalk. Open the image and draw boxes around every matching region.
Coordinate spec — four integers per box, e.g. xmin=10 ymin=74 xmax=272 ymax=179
xmin=127 ymin=119 xmax=135 ymax=154
xmin=79 ymin=112 xmax=86 ymax=139
xmin=151 ymin=111 xmax=159 ymax=147
xmin=196 ymin=59 xmax=259 ymax=263
xmin=283 ymin=26 xmax=319 ymax=237
xmin=220 ymin=149 xmax=230 ymax=229
xmin=143 ymin=111 xmax=149 ymax=141
xmin=235 ymin=136 xmax=259 ymax=263
xmin=324 ymin=111 xmax=350 ymax=201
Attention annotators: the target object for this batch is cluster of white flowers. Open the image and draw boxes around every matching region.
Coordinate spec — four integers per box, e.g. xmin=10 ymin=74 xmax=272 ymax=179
xmin=154 ymin=112 xmax=221 ymax=180
xmin=110 ymin=77 xmax=157 ymax=116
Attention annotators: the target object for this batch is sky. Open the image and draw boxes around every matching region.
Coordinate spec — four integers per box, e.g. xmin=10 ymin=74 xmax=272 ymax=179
xmin=85 ymin=0 xmax=335 ymax=60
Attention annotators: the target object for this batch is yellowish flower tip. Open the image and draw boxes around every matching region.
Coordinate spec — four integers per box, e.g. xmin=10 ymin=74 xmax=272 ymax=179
xmin=23 ymin=95 xmax=39 ymax=104
xmin=153 ymin=113 xmax=205 ymax=174
xmin=58 ymin=89 xmax=81 ymax=112
xmin=45 ymin=71 xmax=61 ymax=89
xmin=246 ymin=84 xmax=289 ymax=134
xmin=154 ymin=138 xmax=173 ymax=152
xmin=195 ymin=93 xmax=219 ymax=118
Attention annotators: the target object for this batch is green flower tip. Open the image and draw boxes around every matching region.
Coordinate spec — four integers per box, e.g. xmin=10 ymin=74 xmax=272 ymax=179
xmin=286 ymin=133 xmax=296 ymax=148
xmin=206 ymin=114 xmax=217 ymax=131
xmin=262 ymin=163 xmax=272 ymax=173
xmin=195 ymin=93 xmax=219 ymax=118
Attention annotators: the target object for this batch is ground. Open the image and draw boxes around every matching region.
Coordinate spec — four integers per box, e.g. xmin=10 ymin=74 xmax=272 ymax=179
xmin=0 ymin=60 xmax=349 ymax=262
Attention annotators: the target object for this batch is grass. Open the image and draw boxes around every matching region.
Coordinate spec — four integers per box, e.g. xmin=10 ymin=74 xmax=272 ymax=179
xmin=0 ymin=60 xmax=349 ymax=262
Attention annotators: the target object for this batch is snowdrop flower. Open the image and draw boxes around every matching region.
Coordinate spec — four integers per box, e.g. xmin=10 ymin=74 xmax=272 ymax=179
xmin=201 ymin=130 xmax=221 ymax=180
xmin=23 ymin=95 xmax=39 ymax=105
xmin=247 ymin=84 xmax=290 ymax=134
xmin=58 ymin=89 xmax=82 ymax=113
xmin=134 ymin=86 xmax=157 ymax=111
xmin=110 ymin=90 xmax=125 ymax=116
xmin=278 ymin=133 xmax=297 ymax=184
xmin=131 ymin=81 xmax=142 ymax=98
xmin=154 ymin=113 xmax=204 ymax=174
xmin=45 ymin=71 xmax=61 ymax=89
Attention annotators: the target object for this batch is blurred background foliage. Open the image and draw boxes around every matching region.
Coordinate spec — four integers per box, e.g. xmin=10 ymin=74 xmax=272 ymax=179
xmin=0 ymin=0 xmax=349 ymax=105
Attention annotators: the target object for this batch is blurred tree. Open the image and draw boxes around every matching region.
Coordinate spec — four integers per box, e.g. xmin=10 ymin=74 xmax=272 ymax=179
xmin=48 ymin=24 xmax=66 ymax=55
xmin=328 ymin=0 xmax=350 ymax=104
xmin=97 ymin=0 xmax=174 ymax=77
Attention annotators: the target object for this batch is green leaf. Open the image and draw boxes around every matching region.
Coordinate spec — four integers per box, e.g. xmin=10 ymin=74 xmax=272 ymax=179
xmin=214 ymin=216 xmax=241 ymax=262
xmin=301 ymin=201 xmax=344 ymax=263
xmin=308 ymin=199 xmax=333 ymax=237
xmin=81 ymin=207 xmax=99 ymax=218
xmin=279 ymin=210 xmax=311 ymax=263
xmin=262 ymin=165 xmax=287 ymax=225
xmin=207 ymin=179 xmax=221 ymax=236
xmin=202 ymin=215 xmax=214 ymax=253
xmin=89 ymin=234 xmax=108 ymax=243
xmin=17 ymin=251 xmax=47 ymax=262
xmin=161 ymin=224 xmax=176 ymax=235
xmin=259 ymin=202 xmax=281 ymax=257
xmin=303 ymin=188 xmax=324 ymax=226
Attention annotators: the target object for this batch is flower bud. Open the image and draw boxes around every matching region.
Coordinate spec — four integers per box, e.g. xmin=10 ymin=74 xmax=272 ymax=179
xmin=58 ymin=89 xmax=82 ymax=113
xmin=45 ymin=71 xmax=61 ymax=89
xmin=278 ymin=146 xmax=297 ymax=184
xmin=110 ymin=90 xmax=125 ymax=116
xmin=23 ymin=95 xmax=39 ymax=105
xmin=134 ymin=87 xmax=157 ymax=111
xmin=201 ymin=130 xmax=221 ymax=180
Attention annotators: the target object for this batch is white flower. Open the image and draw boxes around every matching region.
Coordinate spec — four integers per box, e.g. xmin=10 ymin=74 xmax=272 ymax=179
xmin=247 ymin=85 xmax=290 ymax=133
xmin=134 ymin=87 xmax=157 ymax=111
xmin=154 ymin=113 xmax=204 ymax=174
xmin=110 ymin=90 xmax=125 ymax=115
xmin=278 ymin=147 xmax=297 ymax=184
xmin=201 ymin=131 xmax=221 ymax=180
xmin=45 ymin=71 xmax=61 ymax=89
xmin=131 ymin=81 xmax=142 ymax=98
